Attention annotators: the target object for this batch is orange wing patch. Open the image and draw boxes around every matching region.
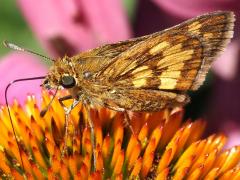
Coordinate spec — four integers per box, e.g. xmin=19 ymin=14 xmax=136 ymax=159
xmin=113 ymin=34 xmax=203 ymax=90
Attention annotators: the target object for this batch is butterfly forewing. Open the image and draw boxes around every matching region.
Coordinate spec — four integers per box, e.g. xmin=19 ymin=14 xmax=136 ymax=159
xmin=95 ymin=11 xmax=234 ymax=91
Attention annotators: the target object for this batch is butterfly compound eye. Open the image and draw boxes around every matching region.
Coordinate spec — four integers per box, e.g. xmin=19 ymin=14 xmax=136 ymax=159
xmin=60 ymin=76 xmax=76 ymax=88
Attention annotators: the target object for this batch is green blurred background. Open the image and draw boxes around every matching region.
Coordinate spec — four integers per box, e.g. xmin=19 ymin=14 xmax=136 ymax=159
xmin=0 ymin=0 xmax=45 ymax=56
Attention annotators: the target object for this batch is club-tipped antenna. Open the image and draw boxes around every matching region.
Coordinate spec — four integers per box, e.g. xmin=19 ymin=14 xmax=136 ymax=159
xmin=40 ymin=87 xmax=59 ymax=117
xmin=3 ymin=40 xmax=54 ymax=62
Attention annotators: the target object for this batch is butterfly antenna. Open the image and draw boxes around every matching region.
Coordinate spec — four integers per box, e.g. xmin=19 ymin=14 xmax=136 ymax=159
xmin=3 ymin=40 xmax=54 ymax=62
xmin=40 ymin=87 xmax=59 ymax=117
xmin=4 ymin=76 xmax=46 ymax=173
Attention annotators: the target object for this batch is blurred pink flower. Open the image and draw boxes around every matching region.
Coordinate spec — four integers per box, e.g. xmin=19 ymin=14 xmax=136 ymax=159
xmin=213 ymin=41 xmax=239 ymax=80
xmin=226 ymin=131 xmax=240 ymax=148
xmin=0 ymin=52 xmax=47 ymax=105
xmin=152 ymin=0 xmax=240 ymax=18
xmin=17 ymin=0 xmax=132 ymax=57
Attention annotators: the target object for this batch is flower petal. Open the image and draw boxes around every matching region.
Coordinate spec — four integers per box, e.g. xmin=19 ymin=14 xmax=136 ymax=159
xmin=152 ymin=0 xmax=240 ymax=18
xmin=213 ymin=41 xmax=239 ymax=80
xmin=17 ymin=0 xmax=132 ymax=57
xmin=0 ymin=52 xmax=48 ymax=105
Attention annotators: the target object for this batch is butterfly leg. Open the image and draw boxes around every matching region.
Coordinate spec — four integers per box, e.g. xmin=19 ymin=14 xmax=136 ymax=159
xmin=111 ymin=106 xmax=134 ymax=134
xmin=59 ymin=95 xmax=73 ymax=111
xmin=82 ymin=103 xmax=97 ymax=171
xmin=59 ymin=95 xmax=80 ymax=157
xmin=59 ymin=96 xmax=97 ymax=170
xmin=123 ymin=111 xmax=134 ymax=134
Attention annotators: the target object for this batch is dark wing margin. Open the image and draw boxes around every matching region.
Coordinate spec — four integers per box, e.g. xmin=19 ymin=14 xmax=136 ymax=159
xmin=95 ymin=11 xmax=235 ymax=91
xmin=186 ymin=11 xmax=235 ymax=90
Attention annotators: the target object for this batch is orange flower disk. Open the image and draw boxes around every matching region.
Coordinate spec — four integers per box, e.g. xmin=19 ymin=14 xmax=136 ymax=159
xmin=0 ymin=90 xmax=239 ymax=179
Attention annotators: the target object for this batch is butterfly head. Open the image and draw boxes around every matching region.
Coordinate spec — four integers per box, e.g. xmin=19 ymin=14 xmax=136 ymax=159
xmin=42 ymin=56 xmax=77 ymax=90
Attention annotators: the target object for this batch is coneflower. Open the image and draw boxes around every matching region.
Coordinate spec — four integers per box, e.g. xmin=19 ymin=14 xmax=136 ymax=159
xmin=0 ymin=90 xmax=239 ymax=179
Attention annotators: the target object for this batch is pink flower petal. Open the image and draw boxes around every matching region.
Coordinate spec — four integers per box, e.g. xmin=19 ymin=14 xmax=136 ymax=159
xmin=217 ymin=119 xmax=240 ymax=148
xmin=17 ymin=0 xmax=132 ymax=57
xmin=213 ymin=41 xmax=239 ymax=80
xmin=152 ymin=0 xmax=240 ymax=18
xmin=0 ymin=52 xmax=48 ymax=105
xmin=226 ymin=131 xmax=240 ymax=148
xmin=77 ymin=0 xmax=131 ymax=43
